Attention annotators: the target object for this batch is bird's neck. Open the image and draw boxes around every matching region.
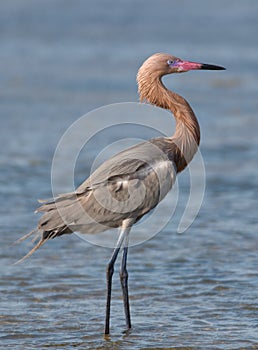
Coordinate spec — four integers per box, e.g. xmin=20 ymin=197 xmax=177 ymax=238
xmin=138 ymin=74 xmax=200 ymax=172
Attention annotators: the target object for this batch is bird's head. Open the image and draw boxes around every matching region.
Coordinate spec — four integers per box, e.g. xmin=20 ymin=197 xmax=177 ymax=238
xmin=138 ymin=53 xmax=225 ymax=78
xmin=137 ymin=53 xmax=225 ymax=105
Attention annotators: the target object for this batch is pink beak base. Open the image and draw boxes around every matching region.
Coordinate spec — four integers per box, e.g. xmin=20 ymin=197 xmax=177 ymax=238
xmin=177 ymin=60 xmax=225 ymax=71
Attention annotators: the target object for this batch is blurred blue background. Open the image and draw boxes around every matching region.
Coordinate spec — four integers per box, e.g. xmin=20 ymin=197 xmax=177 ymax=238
xmin=0 ymin=1 xmax=258 ymax=349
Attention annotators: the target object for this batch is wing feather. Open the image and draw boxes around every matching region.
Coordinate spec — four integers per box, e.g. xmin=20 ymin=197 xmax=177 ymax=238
xmin=36 ymin=138 xmax=177 ymax=235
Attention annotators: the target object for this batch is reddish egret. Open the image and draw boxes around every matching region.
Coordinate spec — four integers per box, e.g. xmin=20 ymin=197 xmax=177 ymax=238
xmin=18 ymin=53 xmax=225 ymax=334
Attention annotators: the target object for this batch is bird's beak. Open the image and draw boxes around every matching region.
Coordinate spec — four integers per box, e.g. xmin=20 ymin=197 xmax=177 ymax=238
xmin=175 ymin=60 xmax=226 ymax=72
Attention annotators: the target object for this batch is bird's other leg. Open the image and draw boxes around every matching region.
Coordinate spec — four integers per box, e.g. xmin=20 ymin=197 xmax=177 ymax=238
xmin=119 ymin=226 xmax=132 ymax=330
xmin=105 ymin=220 xmax=133 ymax=335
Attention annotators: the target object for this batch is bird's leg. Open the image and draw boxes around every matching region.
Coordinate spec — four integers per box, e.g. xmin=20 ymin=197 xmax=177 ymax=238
xmin=105 ymin=246 xmax=120 ymax=335
xmin=119 ymin=227 xmax=131 ymax=330
xmin=105 ymin=221 xmax=132 ymax=335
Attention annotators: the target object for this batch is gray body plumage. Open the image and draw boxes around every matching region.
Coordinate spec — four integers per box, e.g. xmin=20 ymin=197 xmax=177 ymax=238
xmin=37 ymin=137 xmax=177 ymax=238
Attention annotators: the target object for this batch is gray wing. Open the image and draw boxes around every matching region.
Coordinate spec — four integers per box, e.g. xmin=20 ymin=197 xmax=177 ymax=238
xmin=37 ymin=139 xmax=177 ymax=236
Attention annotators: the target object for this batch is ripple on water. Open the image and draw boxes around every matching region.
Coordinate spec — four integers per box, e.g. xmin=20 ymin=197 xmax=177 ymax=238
xmin=1 ymin=1 xmax=258 ymax=349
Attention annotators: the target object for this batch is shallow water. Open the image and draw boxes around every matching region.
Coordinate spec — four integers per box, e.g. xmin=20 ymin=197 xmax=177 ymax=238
xmin=1 ymin=1 xmax=258 ymax=349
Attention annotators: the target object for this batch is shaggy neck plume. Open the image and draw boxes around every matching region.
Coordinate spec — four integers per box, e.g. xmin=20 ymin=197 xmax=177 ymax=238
xmin=137 ymin=63 xmax=200 ymax=171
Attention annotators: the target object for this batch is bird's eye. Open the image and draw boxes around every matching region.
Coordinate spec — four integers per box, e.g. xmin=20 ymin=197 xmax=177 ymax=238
xmin=167 ymin=59 xmax=174 ymax=66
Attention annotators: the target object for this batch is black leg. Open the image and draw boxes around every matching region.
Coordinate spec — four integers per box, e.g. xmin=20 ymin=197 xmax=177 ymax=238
xmin=120 ymin=232 xmax=131 ymax=330
xmin=104 ymin=222 xmax=132 ymax=335
xmin=105 ymin=246 xmax=120 ymax=335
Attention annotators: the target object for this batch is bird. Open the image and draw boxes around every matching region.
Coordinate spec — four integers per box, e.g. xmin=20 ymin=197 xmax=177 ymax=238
xmin=17 ymin=53 xmax=225 ymax=334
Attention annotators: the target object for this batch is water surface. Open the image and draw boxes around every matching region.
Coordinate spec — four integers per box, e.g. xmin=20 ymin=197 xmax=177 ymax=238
xmin=0 ymin=1 xmax=258 ymax=349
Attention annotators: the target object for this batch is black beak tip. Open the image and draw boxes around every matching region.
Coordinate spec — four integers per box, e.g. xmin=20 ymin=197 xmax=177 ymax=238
xmin=201 ymin=63 xmax=226 ymax=71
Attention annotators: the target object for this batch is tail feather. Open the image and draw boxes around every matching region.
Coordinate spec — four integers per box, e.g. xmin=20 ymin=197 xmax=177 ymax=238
xmin=14 ymin=227 xmax=66 ymax=265
xmin=12 ymin=228 xmax=39 ymax=245
xmin=14 ymin=235 xmax=48 ymax=265
xmin=15 ymin=191 xmax=87 ymax=264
